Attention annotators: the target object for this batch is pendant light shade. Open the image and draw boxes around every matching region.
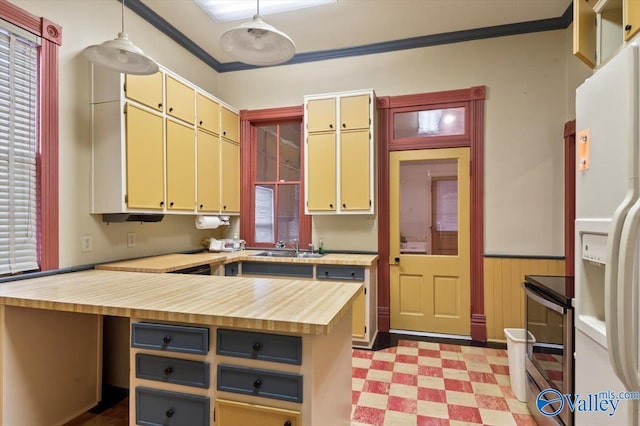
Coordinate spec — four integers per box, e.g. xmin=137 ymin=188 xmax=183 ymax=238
xmin=219 ymin=2 xmax=295 ymax=66
xmin=83 ymin=0 xmax=159 ymax=75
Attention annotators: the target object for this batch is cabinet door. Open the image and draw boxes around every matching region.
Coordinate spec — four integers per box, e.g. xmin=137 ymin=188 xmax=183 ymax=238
xmin=352 ymin=286 xmax=366 ymax=339
xmin=125 ymin=72 xmax=163 ymax=112
xmin=625 ymin=0 xmax=640 ymax=41
xmin=216 ymin=399 xmax=300 ymax=426
xmin=221 ymin=107 xmax=239 ymax=143
xmin=166 ymin=74 xmax=195 ymax=125
xmin=197 ymin=130 xmax=220 ymax=212
xmin=340 ymin=130 xmax=370 ymax=211
xmin=220 ymin=138 xmax=240 ymax=213
xmin=197 ymin=93 xmax=220 ymax=135
xmin=306 ymin=132 xmax=336 ymax=211
xmin=166 ymin=120 xmax=196 ymax=210
xmin=126 ymin=104 xmax=164 ymax=210
xmin=340 ymin=94 xmax=370 ymax=130
xmin=573 ymin=0 xmax=596 ymax=68
xmin=306 ymin=98 xmax=336 ymax=133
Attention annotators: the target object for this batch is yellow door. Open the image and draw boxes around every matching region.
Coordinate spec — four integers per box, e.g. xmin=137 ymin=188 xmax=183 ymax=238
xmin=215 ymin=399 xmax=300 ymax=426
xmin=573 ymin=0 xmax=596 ymax=68
xmin=340 ymin=94 xmax=370 ymax=130
xmin=221 ymin=107 xmax=239 ymax=142
xmin=340 ymin=129 xmax=370 ymax=211
xmin=306 ymin=132 xmax=336 ymax=211
xmin=220 ymin=138 xmax=240 ymax=213
xmin=166 ymin=120 xmax=195 ymax=210
xmin=125 ymin=104 xmax=164 ymax=210
xmin=390 ymin=148 xmax=471 ymax=335
xmin=197 ymin=130 xmax=220 ymax=212
xmin=125 ymin=72 xmax=163 ymax=111
xmin=307 ymin=98 xmax=336 ymax=133
xmin=625 ymin=0 xmax=640 ymax=41
xmin=166 ymin=74 xmax=195 ymax=124
xmin=196 ymin=93 xmax=220 ymax=135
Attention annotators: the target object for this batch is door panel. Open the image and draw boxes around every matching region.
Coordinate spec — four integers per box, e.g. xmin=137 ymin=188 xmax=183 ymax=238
xmin=307 ymin=98 xmax=336 ymax=133
xmin=125 ymin=72 xmax=163 ymax=111
xmin=166 ymin=75 xmax=195 ymax=125
xmin=197 ymin=129 xmax=220 ymax=212
xmin=340 ymin=94 xmax=370 ymax=130
xmin=166 ymin=120 xmax=195 ymax=210
xmin=340 ymin=130 xmax=370 ymax=210
xmin=220 ymin=139 xmax=240 ymax=212
xmin=390 ymin=148 xmax=470 ymax=335
xmin=306 ymin=132 xmax=336 ymax=211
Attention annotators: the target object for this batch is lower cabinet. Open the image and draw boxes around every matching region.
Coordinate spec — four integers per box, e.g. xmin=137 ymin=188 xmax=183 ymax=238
xmin=215 ymin=399 xmax=301 ymax=426
xmin=136 ymin=387 xmax=210 ymax=426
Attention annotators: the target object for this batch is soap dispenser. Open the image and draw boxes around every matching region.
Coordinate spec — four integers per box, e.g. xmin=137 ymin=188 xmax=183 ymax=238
xmin=318 ymin=237 xmax=325 ymax=254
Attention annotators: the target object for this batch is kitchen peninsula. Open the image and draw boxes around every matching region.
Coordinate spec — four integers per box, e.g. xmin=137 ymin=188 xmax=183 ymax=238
xmin=0 ymin=269 xmax=361 ymax=425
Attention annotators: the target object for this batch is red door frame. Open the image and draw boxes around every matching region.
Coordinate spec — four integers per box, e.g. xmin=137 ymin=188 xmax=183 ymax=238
xmin=377 ymin=86 xmax=487 ymax=341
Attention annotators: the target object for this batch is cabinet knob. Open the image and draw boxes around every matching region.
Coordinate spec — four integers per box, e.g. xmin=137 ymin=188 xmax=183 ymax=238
xmin=342 ymin=123 xmax=346 ymax=128
xmin=626 ymin=24 xmax=632 ymax=32
xmin=223 ymin=131 xmax=226 ymax=136
xmin=166 ymin=409 xmax=175 ymax=418
xmin=199 ymin=204 xmax=204 ymax=209
xmin=253 ymin=379 xmax=262 ymax=389
xmin=394 ymin=257 xmax=400 ymax=264
xmin=164 ymin=367 xmax=173 ymax=376
xmin=329 ymin=124 xmax=333 ymax=129
xmin=252 ymin=342 xmax=262 ymax=352
xmin=157 ymin=103 xmax=162 ymax=109
xmin=163 ymin=335 xmax=172 ymax=344
xmin=284 ymin=422 xmax=292 ymax=426
xmin=169 ymin=107 xmax=173 ymax=112
xmin=223 ymin=205 xmax=227 ymax=210
xmin=160 ymin=201 xmax=164 ymax=207
xmin=329 ymin=203 xmax=333 ymax=208
xmin=351 ymin=272 xmax=355 ymax=277
xmin=199 ymin=120 xmax=203 ymax=125
xmin=170 ymin=201 xmax=174 ymax=207
xmin=342 ymin=203 xmax=346 ymax=208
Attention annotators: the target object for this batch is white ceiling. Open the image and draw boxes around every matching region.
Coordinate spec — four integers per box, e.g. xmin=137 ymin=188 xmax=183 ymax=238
xmin=137 ymin=0 xmax=572 ymax=69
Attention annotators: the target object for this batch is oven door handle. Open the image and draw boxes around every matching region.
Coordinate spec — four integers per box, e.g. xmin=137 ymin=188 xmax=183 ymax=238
xmin=525 ymin=287 xmax=565 ymax=314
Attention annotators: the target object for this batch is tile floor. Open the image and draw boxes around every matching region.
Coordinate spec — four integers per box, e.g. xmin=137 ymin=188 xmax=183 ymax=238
xmin=65 ymin=339 xmax=536 ymax=425
xmin=351 ymin=340 xmax=536 ymax=426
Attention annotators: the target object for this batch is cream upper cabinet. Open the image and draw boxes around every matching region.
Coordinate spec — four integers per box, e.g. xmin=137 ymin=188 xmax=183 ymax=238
xmin=574 ymin=0 xmax=640 ymax=68
xmin=125 ymin=104 xmax=165 ymax=210
xmin=221 ymin=107 xmax=239 ymax=143
xmin=90 ymin=63 xmax=240 ymax=216
xmin=166 ymin=74 xmax=195 ymax=125
xmin=304 ymin=89 xmax=375 ymax=215
xmin=197 ymin=130 xmax=220 ymax=213
xmin=166 ymin=120 xmax=196 ymax=211
xmin=125 ymin=72 xmax=163 ymax=112
xmin=220 ymin=138 xmax=240 ymax=213
xmin=196 ymin=93 xmax=220 ymax=135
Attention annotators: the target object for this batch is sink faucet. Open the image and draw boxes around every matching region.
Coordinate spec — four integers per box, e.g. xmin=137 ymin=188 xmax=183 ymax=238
xmin=291 ymin=239 xmax=299 ymax=254
xmin=275 ymin=241 xmax=286 ymax=249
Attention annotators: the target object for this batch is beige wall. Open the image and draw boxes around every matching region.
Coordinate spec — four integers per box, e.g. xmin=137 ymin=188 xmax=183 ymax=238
xmin=220 ymin=30 xmax=576 ymax=256
xmin=11 ymin=0 xmax=595 ymax=261
xmin=12 ymin=0 xmax=228 ymax=268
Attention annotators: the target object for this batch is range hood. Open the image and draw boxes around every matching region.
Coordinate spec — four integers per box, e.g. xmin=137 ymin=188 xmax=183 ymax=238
xmin=102 ymin=213 xmax=164 ymax=223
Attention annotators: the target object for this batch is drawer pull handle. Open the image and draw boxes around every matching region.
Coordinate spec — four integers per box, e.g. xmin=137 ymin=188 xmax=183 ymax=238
xmin=169 ymin=107 xmax=173 ymax=112
xmin=164 ymin=367 xmax=173 ymax=376
xmin=166 ymin=409 xmax=175 ymax=418
xmin=163 ymin=335 xmax=172 ymax=344
xmin=253 ymin=379 xmax=262 ymax=389
xmin=252 ymin=342 xmax=262 ymax=352
xmin=351 ymin=272 xmax=355 ymax=277
xmin=284 ymin=421 xmax=292 ymax=426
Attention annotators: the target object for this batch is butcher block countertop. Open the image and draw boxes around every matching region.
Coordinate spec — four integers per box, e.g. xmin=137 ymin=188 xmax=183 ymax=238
xmin=0 ymin=269 xmax=361 ymax=335
xmin=96 ymin=250 xmax=379 ymax=273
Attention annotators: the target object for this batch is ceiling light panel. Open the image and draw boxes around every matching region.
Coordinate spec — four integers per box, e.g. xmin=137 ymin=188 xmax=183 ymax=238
xmin=196 ymin=0 xmax=337 ymax=22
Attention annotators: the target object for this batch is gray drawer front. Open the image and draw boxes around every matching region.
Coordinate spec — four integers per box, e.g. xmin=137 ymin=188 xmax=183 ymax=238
xmin=241 ymin=262 xmax=313 ymax=278
xmin=217 ymin=329 xmax=302 ymax=365
xmin=132 ymin=323 xmax=209 ymax=355
xmin=136 ymin=387 xmax=210 ymax=426
xmin=316 ymin=265 xmax=365 ymax=281
xmin=136 ymin=353 xmax=210 ymax=389
xmin=224 ymin=262 xmax=239 ymax=276
xmin=217 ymin=364 xmax=303 ymax=403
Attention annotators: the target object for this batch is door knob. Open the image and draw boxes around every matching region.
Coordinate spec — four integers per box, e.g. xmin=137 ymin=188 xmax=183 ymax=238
xmin=394 ymin=257 xmax=400 ymax=263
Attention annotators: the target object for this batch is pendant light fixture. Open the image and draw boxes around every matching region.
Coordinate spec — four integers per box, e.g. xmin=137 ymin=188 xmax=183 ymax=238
xmin=219 ymin=0 xmax=296 ymax=66
xmin=83 ymin=0 xmax=159 ymax=75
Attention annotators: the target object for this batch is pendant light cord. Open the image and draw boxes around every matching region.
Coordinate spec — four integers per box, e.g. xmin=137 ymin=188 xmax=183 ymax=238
xmin=121 ymin=0 xmax=125 ymax=33
xmin=257 ymin=0 xmax=260 ymax=15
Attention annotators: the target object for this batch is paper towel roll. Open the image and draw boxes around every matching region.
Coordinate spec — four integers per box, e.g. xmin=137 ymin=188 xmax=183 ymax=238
xmin=195 ymin=215 xmax=221 ymax=229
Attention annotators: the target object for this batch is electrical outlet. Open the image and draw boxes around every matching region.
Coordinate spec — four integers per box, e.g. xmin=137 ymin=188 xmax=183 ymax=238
xmin=81 ymin=235 xmax=93 ymax=253
xmin=127 ymin=232 xmax=136 ymax=248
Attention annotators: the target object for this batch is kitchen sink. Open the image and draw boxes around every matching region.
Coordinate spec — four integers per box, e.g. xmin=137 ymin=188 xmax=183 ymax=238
xmin=252 ymin=251 xmax=325 ymax=259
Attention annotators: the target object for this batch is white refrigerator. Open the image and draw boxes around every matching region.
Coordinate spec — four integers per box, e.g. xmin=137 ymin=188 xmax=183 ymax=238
xmin=575 ymin=39 xmax=640 ymax=425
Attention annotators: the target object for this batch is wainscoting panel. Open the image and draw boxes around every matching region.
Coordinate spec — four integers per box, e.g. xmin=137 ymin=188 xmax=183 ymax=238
xmin=484 ymin=257 xmax=565 ymax=342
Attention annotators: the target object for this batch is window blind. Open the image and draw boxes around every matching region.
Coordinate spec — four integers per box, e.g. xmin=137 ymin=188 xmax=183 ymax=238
xmin=0 ymin=24 xmax=39 ymax=274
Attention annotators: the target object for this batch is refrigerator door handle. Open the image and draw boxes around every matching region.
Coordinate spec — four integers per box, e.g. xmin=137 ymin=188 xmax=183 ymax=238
xmin=618 ymin=200 xmax=640 ymax=391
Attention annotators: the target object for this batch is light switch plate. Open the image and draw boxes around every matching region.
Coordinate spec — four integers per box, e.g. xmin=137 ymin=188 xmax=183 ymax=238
xmin=127 ymin=232 xmax=136 ymax=248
